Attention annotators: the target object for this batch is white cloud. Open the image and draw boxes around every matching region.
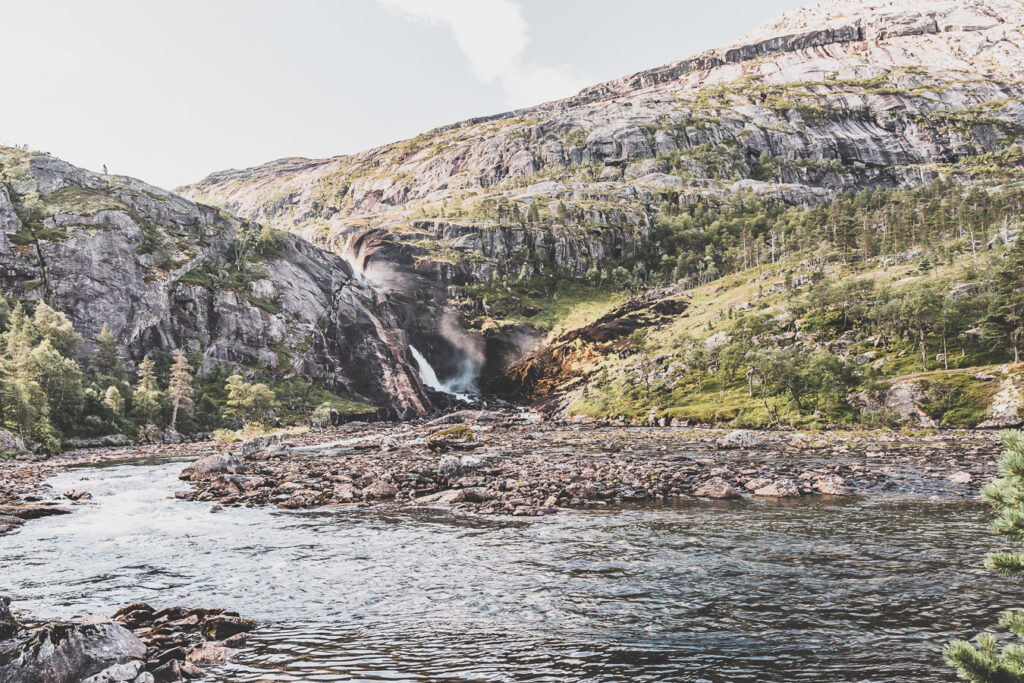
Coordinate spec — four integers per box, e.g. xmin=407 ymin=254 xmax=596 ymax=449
xmin=377 ymin=0 xmax=590 ymax=108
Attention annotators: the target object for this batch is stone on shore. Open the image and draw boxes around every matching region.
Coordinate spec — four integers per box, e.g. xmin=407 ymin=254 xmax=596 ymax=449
xmin=185 ymin=642 xmax=228 ymax=665
xmin=0 ymin=503 xmax=72 ymax=520
xmin=179 ymin=454 xmax=242 ymax=481
xmin=754 ymin=480 xmax=801 ymax=497
xmin=361 ymin=480 xmax=398 ymax=499
xmin=694 ymin=477 xmax=742 ymax=499
xmin=717 ymin=430 xmax=763 ymax=449
xmin=0 ymin=429 xmax=25 ymax=453
xmin=241 ymin=434 xmax=282 ymax=460
xmin=948 ymin=471 xmax=973 ymax=484
xmin=426 ymin=426 xmax=478 ymax=452
xmin=815 ymin=475 xmax=851 ymax=495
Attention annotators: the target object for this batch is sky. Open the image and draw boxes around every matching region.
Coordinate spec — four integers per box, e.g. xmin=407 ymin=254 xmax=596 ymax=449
xmin=0 ymin=0 xmax=808 ymax=189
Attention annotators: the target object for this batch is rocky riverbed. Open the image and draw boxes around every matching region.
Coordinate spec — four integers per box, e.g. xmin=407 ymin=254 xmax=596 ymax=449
xmin=170 ymin=411 xmax=1003 ymax=517
xmin=0 ymin=412 xmax=1004 ymax=534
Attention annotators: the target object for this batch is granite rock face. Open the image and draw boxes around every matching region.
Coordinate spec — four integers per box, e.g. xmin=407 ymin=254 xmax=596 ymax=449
xmin=0 ymin=149 xmax=431 ymax=416
xmin=180 ymin=0 xmax=1024 ymax=285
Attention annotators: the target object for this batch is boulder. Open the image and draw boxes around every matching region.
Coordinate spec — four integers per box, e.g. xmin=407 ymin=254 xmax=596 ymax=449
xmin=200 ymin=615 xmax=256 ymax=641
xmin=694 ymin=477 xmax=742 ymax=499
xmin=0 ymin=428 xmax=25 ymax=453
xmin=1 ymin=595 xmax=19 ymax=640
xmin=0 ymin=621 xmax=146 ymax=683
xmin=185 ymin=642 xmax=227 ymax=665
xmin=0 ymin=503 xmax=71 ymax=520
xmin=753 ymin=480 xmax=801 ymax=497
xmin=744 ymin=477 xmax=773 ymax=492
xmin=426 ymin=426 xmax=478 ymax=453
xmin=179 ymin=454 xmax=241 ymax=481
xmin=241 ymin=434 xmax=282 ymax=460
xmin=437 ymin=454 xmax=488 ymax=481
xmin=717 ymin=430 xmax=764 ymax=449
xmin=361 ymin=480 xmax=398 ymax=499
xmin=948 ymin=471 xmax=973 ymax=485
xmin=79 ymin=660 xmax=143 ymax=682
xmin=815 ymin=475 xmax=851 ymax=495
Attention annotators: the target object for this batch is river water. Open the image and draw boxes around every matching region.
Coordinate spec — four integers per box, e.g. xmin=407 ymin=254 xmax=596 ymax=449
xmin=0 ymin=457 xmax=1016 ymax=682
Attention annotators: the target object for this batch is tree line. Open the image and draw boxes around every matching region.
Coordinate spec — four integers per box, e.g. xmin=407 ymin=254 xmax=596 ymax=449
xmin=0 ymin=297 xmax=284 ymax=452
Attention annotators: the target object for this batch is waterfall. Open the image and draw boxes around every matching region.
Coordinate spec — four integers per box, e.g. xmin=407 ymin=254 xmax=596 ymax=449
xmin=409 ymin=345 xmax=474 ymax=403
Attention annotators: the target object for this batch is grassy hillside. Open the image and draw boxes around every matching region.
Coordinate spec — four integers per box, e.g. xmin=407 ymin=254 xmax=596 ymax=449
xmin=501 ymin=182 xmax=1024 ymax=429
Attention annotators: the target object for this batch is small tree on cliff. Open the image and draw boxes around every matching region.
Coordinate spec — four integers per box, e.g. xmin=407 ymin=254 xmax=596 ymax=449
xmin=167 ymin=350 xmax=193 ymax=432
xmin=945 ymin=430 xmax=1024 ymax=681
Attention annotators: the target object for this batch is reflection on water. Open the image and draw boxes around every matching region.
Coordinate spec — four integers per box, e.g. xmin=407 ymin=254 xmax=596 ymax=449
xmin=0 ymin=460 xmax=1012 ymax=682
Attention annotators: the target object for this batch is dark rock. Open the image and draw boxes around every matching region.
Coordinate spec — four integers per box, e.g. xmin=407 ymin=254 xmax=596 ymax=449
xmin=0 ymin=595 xmax=19 ymax=640
xmin=199 ymin=616 xmax=256 ymax=641
xmin=0 ymin=621 xmax=146 ymax=683
xmin=0 ymin=503 xmax=72 ymax=520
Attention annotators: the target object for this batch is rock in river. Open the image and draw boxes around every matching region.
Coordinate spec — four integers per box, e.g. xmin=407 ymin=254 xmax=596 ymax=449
xmin=179 ymin=453 xmax=242 ymax=481
xmin=694 ymin=478 xmax=742 ymax=499
xmin=0 ymin=621 xmax=146 ymax=683
xmin=753 ymin=480 xmax=801 ymax=498
xmin=1 ymin=595 xmax=19 ymax=640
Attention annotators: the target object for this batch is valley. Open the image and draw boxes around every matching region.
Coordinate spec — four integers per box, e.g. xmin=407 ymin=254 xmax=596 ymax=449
xmin=3 ymin=0 xmax=1024 ymax=681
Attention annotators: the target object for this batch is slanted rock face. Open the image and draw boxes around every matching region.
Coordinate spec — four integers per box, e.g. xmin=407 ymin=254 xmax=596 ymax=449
xmin=0 ymin=621 xmax=146 ymax=683
xmin=0 ymin=149 xmax=431 ymax=416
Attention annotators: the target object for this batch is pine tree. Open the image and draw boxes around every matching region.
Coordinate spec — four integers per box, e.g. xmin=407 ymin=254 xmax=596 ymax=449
xmin=167 ymin=350 xmax=193 ymax=432
xmin=945 ymin=431 xmax=1024 ymax=681
xmin=982 ymin=239 xmax=1024 ymax=363
xmin=92 ymin=323 xmax=124 ymax=380
xmin=527 ymin=202 xmax=540 ymax=225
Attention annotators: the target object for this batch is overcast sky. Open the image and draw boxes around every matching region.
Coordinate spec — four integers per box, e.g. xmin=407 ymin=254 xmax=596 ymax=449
xmin=0 ymin=0 xmax=807 ymax=189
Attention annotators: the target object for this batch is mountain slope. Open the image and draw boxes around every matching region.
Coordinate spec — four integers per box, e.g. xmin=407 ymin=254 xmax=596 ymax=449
xmin=0 ymin=147 xmax=431 ymax=418
xmin=180 ymin=0 xmax=1024 ymax=289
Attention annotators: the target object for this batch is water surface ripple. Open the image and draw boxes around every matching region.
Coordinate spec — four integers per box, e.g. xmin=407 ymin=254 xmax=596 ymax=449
xmin=0 ymin=459 xmax=1014 ymax=681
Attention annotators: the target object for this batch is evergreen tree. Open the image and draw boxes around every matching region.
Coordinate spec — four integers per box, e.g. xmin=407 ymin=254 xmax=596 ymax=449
xmin=982 ymin=239 xmax=1024 ymax=363
xmin=91 ymin=323 xmax=124 ymax=380
xmin=945 ymin=431 xmax=1024 ymax=681
xmin=527 ymin=202 xmax=540 ymax=225
xmin=168 ymin=349 xmax=193 ymax=432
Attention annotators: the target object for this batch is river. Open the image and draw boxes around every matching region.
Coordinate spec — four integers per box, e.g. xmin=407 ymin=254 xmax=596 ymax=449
xmin=0 ymin=457 xmax=1014 ymax=681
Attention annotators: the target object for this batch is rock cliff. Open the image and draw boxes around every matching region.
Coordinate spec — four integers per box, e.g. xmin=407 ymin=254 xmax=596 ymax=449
xmin=180 ymin=0 xmax=1024 ymax=283
xmin=0 ymin=147 xmax=430 ymax=416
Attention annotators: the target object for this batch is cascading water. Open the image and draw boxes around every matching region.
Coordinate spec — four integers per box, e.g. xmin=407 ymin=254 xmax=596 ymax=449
xmin=410 ymin=345 xmax=476 ymax=403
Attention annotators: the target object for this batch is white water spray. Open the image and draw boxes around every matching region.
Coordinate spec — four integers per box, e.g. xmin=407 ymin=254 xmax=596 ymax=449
xmin=409 ymin=345 xmax=475 ymax=403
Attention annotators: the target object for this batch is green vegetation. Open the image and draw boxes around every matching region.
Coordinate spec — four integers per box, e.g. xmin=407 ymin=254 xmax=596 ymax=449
xmin=945 ymin=431 xmax=1024 ymax=681
xmin=557 ymin=181 xmax=1024 ymax=427
xmin=0 ymin=294 xmax=372 ymax=452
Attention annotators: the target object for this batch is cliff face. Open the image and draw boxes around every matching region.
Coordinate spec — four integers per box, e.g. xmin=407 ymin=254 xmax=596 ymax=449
xmin=179 ymin=0 xmax=1024 ymax=282
xmin=0 ymin=148 xmax=431 ymax=416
